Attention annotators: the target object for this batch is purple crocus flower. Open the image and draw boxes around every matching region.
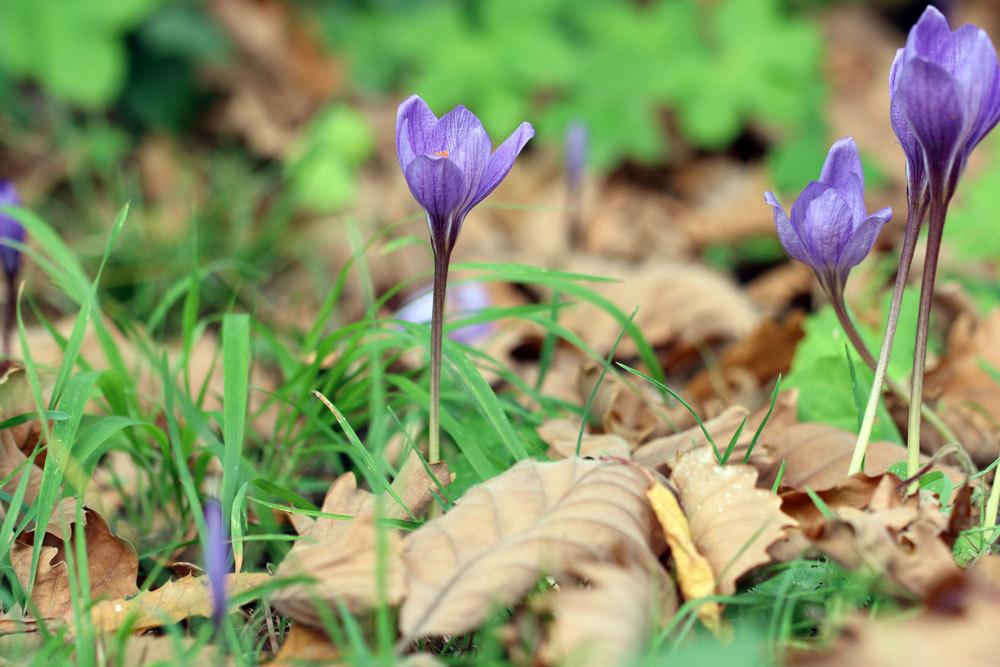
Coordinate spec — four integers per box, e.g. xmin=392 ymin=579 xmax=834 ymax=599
xmin=395 ymin=95 xmax=534 ymax=257
xmin=203 ymin=499 xmax=228 ymax=630
xmin=890 ymin=6 xmax=1000 ymax=205
xmin=0 ymin=181 xmax=25 ymax=280
xmin=765 ymin=138 xmax=892 ymax=297
xmin=565 ymin=120 xmax=588 ymax=194
xmin=395 ymin=281 xmax=495 ymax=345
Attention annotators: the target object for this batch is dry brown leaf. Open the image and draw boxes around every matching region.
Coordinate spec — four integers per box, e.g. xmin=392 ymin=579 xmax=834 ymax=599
xmin=537 ymin=419 xmax=632 ymax=460
xmin=791 ymin=585 xmax=1000 ymax=667
xmin=104 ymin=635 xmax=229 ymax=667
xmin=559 ymin=260 xmax=761 ymax=359
xmin=756 ymin=422 xmax=963 ymax=492
xmin=10 ymin=505 xmax=138 ymax=620
xmin=634 ymin=390 xmax=797 ymax=472
xmin=272 ymin=513 xmax=407 ymax=626
xmin=646 ymin=482 xmax=722 ymax=631
xmin=539 ymin=562 xmax=668 ymax=667
xmin=399 ymin=458 xmax=655 ymax=640
xmin=271 ymin=624 xmax=341 ymax=666
xmin=924 ymin=310 xmax=1000 ymax=464
xmin=87 ymin=573 xmax=271 ymax=634
xmin=579 ymin=361 xmax=675 ymax=445
xmin=685 ymin=312 xmax=805 ymax=404
xmin=671 ymin=448 xmax=795 ymax=594
xmin=775 ymin=474 xmax=959 ymax=598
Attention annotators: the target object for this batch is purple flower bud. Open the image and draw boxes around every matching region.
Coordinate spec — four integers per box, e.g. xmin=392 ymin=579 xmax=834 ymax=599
xmin=395 ymin=95 xmax=534 ymax=257
xmin=765 ymin=138 xmax=892 ymax=295
xmin=0 ymin=181 xmax=25 ymax=280
xmin=890 ymin=6 xmax=1000 ymax=205
xmin=203 ymin=499 xmax=228 ymax=630
xmin=565 ymin=120 xmax=588 ymax=193
xmin=396 ymin=281 xmax=495 ymax=345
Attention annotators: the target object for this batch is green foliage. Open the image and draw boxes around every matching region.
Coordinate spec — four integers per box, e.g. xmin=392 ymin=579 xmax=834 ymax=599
xmin=943 ymin=140 xmax=1000 ymax=263
xmin=0 ymin=0 xmax=159 ymax=107
xmin=285 ymin=105 xmax=375 ymax=212
xmin=784 ymin=294 xmax=924 ymax=444
xmin=322 ymin=0 xmax=825 ymax=169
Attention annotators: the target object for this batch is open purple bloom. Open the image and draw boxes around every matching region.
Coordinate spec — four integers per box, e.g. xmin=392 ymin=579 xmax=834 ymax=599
xmin=396 ymin=95 xmax=534 ymax=256
xmin=0 ymin=181 xmax=25 ymax=280
xmin=203 ymin=499 xmax=228 ymax=630
xmin=765 ymin=138 xmax=892 ymax=295
xmin=890 ymin=6 xmax=1000 ymax=204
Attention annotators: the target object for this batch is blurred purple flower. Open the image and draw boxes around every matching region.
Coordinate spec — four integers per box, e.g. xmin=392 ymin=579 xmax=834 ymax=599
xmin=396 ymin=281 xmax=494 ymax=345
xmin=395 ymin=95 xmax=534 ymax=257
xmin=203 ymin=499 xmax=228 ymax=630
xmin=890 ymin=6 xmax=1000 ymax=205
xmin=565 ymin=120 xmax=588 ymax=193
xmin=765 ymin=138 xmax=892 ymax=296
xmin=0 ymin=181 xmax=25 ymax=280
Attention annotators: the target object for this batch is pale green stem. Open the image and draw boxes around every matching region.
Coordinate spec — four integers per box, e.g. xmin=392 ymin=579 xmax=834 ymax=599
xmin=906 ymin=203 xmax=946 ymax=484
xmin=984 ymin=460 xmax=1000 ymax=543
xmin=428 ymin=249 xmax=450 ymax=464
xmin=849 ymin=203 xmax=924 ymax=475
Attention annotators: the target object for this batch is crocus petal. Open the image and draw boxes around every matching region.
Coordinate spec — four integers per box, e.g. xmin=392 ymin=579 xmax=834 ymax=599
xmin=897 ymin=57 xmax=966 ymax=196
xmin=471 ymin=122 xmax=535 ymax=207
xmin=908 ymin=6 xmax=953 ymax=61
xmin=766 ymin=191 xmax=810 ymax=265
xmin=955 ymin=27 xmax=1000 ymax=151
xmin=819 ymin=138 xmax=865 ymax=221
xmin=396 ymin=95 xmax=439 ymax=169
xmin=405 ymin=155 xmax=468 ymax=250
xmin=0 ymin=181 xmax=24 ymax=278
xmin=445 ymin=120 xmax=493 ymax=208
xmin=837 ymin=206 xmax=892 ymax=271
xmin=203 ymin=499 xmax=228 ymax=630
xmin=802 ymin=188 xmax=854 ymax=271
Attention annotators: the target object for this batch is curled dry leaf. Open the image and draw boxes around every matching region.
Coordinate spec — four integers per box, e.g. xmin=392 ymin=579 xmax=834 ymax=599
xmin=791 ymin=585 xmax=1000 ymax=667
xmin=775 ymin=474 xmax=959 ymax=598
xmin=579 ymin=361 xmax=675 ymax=445
xmin=399 ymin=458 xmax=655 ymax=641
xmin=559 ymin=260 xmax=761 ymax=359
xmin=271 ymin=624 xmax=340 ymax=667
xmin=646 ymin=481 xmax=722 ymax=631
xmin=538 ymin=562 xmax=672 ymax=667
xmin=87 ymin=573 xmax=270 ymax=634
xmin=671 ymin=448 xmax=795 ymax=595
xmin=537 ymin=419 xmax=631 ymax=460
xmin=274 ymin=450 xmax=452 ymax=627
xmin=10 ymin=504 xmax=138 ymax=621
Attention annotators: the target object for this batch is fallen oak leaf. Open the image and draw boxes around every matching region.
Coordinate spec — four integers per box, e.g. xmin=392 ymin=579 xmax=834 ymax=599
xmin=645 ymin=480 xmax=722 ymax=631
xmin=87 ymin=573 xmax=271 ymax=634
xmin=398 ymin=458 xmax=655 ymax=642
xmin=670 ymin=448 xmax=795 ymax=595
xmin=270 ymin=624 xmax=341 ymax=666
xmin=10 ymin=503 xmax=138 ymax=621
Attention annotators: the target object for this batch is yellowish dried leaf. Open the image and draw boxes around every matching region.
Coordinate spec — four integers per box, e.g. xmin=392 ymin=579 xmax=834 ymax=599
xmin=399 ymin=458 xmax=654 ymax=640
xmin=271 ymin=624 xmax=341 ymax=666
xmin=87 ymin=573 xmax=270 ymax=633
xmin=671 ymin=448 xmax=795 ymax=594
xmin=645 ymin=482 xmax=721 ymax=631
xmin=537 ymin=419 xmax=631 ymax=460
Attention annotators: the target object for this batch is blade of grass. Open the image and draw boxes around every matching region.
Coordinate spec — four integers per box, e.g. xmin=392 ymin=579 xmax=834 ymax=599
xmin=222 ymin=313 xmax=250 ymax=531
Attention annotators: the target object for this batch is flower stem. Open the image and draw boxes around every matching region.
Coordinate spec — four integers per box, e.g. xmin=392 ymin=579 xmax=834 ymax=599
xmin=3 ymin=272 xmax=16 ymax=358
xmin=428 ymin=250 xmax=450 ymax=464
xmin=849 ymin=202 xmax=925 ymax=475
xmin=832 ymin=290 xmax=961 ymax=452
xmin=906 ymin=202 xmax=946 ymax=483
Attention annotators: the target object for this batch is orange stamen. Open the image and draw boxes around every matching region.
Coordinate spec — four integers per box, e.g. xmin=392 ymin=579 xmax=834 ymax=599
xmin=434 ymin=150 xmax=449 ymax=158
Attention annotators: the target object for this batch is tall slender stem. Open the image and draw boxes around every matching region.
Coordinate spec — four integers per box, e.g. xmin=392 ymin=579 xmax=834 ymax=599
xmin=849 ymin=202 xmax=925 ymax=474
xmin=906 ymin=202 xmax=946 ymax=481
xmin=428 ymin=250 xmax=451 ymax=464
xmin=3 ymin=272 xmax=16 ymax=358
xmin=832 ymin=290 xmax=961 ymax=451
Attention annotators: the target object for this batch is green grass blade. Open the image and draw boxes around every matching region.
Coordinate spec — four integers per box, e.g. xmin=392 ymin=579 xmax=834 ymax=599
xmin=222 ymin=313 xmax=251 ymax=530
